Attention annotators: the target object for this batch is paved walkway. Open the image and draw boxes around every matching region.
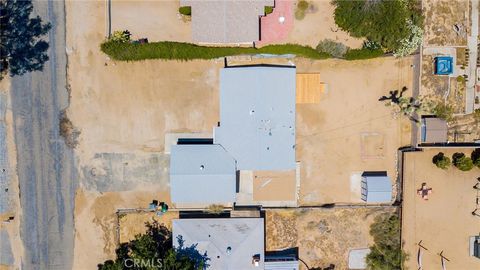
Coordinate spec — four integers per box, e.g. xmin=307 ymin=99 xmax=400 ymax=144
xmin=466 ymin=0 xmax=479 ymax=113
xmin=257 ymin=0 xmax=294 ymax=46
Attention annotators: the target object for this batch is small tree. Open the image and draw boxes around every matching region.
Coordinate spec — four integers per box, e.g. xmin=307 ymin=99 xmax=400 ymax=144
xmin=366 ymin=213 xmax=404 ymax=270
xmin=471 ymin=149 xmax=480 ymax=168
xmin=432 ymin=152 xmax=451 ymax=169
xmin=0 ymin=0 xmax=52 ymax=79
xmin=452 ymin=152 xmax=474 ymax=171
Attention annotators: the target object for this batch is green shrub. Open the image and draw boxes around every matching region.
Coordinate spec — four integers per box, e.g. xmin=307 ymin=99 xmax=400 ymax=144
xmin=432 ymin=101 xmax=454 ymax=122
xmin=452 ymin=152 xmax=474 ymax=171
xmin=473 ymin=108 xmax=480 ymax=122
xmin=366 ymin=213 xmax=405 ymax=269
xmin=456 ymin=75 xmax=465 ymax=83
xmin=109 ymin=30 xmax=131 ymax=43
xmin=471 ymin=149 xmax=480 ymax=168
xmin=345 ymin=48 xmax=384 ymax=60
xmin=297 ymin=0 xmax=309 ymax=10
xmin=316 ymin=39 xmax=348 ymax=58
xmin=432 ymin=152 xmax=451 ymax=169
xmin=179 ymin=6 xmax=191 ymax=16
xmin=265 ymin=6 xmax=274 ymax=15
xmin=333 ymin=0 xmax=423 ymax=53
xmin=100 ymin=41 xmax=331 ymax=61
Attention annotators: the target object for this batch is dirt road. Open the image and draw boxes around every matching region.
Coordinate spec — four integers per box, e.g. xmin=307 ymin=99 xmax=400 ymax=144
xmin=10 ymin=0 xmax=77 ymax=269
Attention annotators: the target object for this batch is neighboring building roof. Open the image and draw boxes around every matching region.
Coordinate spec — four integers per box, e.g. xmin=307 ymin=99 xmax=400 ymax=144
xmin=173 ymin=218 xmax=265 ymax=270
xmin=215 ymin=66 xmax=296 ymax=170
xmin=348 ymin=248 xmax=370 ymax=270
xmin=170 ymin=144 xmax=236 ymax=204
xmin=421 ymin=117 xmax=448 ymax=143
xmin=180 ymin=0 xmax=274 ymax=44
xmin=264 ymin=260 xmax=299 ymax=270
xmin=361 ymin=172 xmax=392 ymax=203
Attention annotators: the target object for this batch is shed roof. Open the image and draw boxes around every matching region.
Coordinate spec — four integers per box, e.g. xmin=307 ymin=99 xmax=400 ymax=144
xmin=180 ymin=0 xmax=274 ymax=44
xmin=173 ymin=218 xmax=265 ymax=270
xmin=214 ymin=66 xmax=296 ymax=170
xmin=421 ymin=117 xmax=448 ymax=143
xmin=170 ymin=144 xmax=236 ymax=204
xmin=361 ymin=174 xmax=392 ymax=203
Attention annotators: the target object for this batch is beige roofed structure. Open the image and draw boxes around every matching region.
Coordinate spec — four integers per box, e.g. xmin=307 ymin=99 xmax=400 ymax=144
xmin=180 ymin=0 xmax=273 ymax=44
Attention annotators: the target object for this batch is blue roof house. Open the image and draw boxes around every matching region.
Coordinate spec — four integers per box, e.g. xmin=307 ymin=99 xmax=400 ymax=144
xmin=170 ymin=144 xmax=236 ymax=204
xmin=361 ymin=172 xmax=392 ymax=203
xmin=214 ymin=66 xmax=296 ymax=171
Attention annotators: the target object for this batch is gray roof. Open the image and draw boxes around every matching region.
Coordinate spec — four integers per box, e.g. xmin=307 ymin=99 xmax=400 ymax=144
xmin=361 ymin=175 xmax=392 ymax=203
xmin=214 ymin=66 xmax=296 ymax=171
xmin=264 ymin=261 xmax=299 ymax=270
xmin=421 ymin=117 xmax=448 ymax=143
xmin=170 ymin=144 xmax=236 ymax=204
xmin=173 ymin=218 xmax=265 ymax=270
xmin=180 ymin=0 xmax=274 ymax=43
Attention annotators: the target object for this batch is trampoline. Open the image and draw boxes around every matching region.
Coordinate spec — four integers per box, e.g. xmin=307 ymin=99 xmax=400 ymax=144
xmin=434 ymin=56 xmax=453 ymax=75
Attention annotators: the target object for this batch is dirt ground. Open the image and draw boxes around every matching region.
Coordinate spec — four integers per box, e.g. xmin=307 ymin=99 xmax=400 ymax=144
xmin=402 ymin=149 xmax=480 ymax=270
xmin=118 ymin=211 xmax=179 ymax=244
xmin=286 ymin=0 xmax=364 ymax=48
xmin=110 ymin=0 xmax=191 ymax=42
xmin=296 ymin=57 xmax=413 ymax=204
xmin=423 ymin=0 xmax=469 ymax=47
xmin=266 ymin=207 xmax=394 ymax=269
xmin=0 ymin=79 xmax=23 ymax=270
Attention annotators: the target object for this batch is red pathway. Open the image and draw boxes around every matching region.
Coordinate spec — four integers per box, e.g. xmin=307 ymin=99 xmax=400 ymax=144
xmin=257 ymin=0 xmax=294 ymax=46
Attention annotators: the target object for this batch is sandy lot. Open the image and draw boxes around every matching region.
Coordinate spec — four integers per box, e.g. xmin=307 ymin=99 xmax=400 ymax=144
xmin=286 ymin=0 xmax=364 ymax=48
xmin=110 ymin=0 xmax=191 ymax=42
xmin=266 ymin=207 xmax=394 ymax=269
xmin=402 ymin=149 xmax=480 ymax=270
xmin=66 ymin=1 xmax=221 ymax=269
xmin=119 ymin=211 xmax=179 ymax=244
xmin=296 ymin=57 xmax=413 ymax=204
xmin=423 ymin=0 xmax=469 ymax=47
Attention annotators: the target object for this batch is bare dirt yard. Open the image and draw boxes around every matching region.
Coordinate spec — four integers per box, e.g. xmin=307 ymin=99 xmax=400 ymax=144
xmin=110 ymin=0 xmax=191 ymax=42
xmin=286 ymin=0 xmax=364 ymax=48
xmin=66 ymin=1 xmax=221 ymax=269
xmin=402 ymin=149 xmax=480 ymax=270
xmin=296 ymin=57 xmax=413 ymax=204
xmin=423 ymin=0 xmax=469 ymax=47
xmin=266 ymin=207 xmax=395 ymax=270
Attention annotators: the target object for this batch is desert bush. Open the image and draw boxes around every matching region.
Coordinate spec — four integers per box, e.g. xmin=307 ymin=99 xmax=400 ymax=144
xmin=59 ymin=112 xmax=80 ymax=148
xmin=345 ymin=48 xmax=384 ymax=60
xmin=179 ymin=6 xmax=191 ymax=16
xmin=109 ymin=30 xmax=131 ymax=43
xmin=432 ymin=101 xmax=454 ymax=122
xmin=471 ymin=149 xmax=480 ymax=168
xmin=316 ymin=39 xmax=348 ymax=58
xmin=205 ymin=204 xmax=224 ymax=215
xmin=432 ymin=152 xmax=451 ymax=169
xmin=100 ymin=41 xmax=331 ymax=61
xmin=366 ymin=213 xmax=404 ymax=270
xmin=452 ymin=152 xmax=474 ymax=171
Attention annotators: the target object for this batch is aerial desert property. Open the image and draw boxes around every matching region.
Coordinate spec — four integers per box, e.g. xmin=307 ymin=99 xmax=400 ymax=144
xmin=1 ymin=0 xmax=480 ymax=270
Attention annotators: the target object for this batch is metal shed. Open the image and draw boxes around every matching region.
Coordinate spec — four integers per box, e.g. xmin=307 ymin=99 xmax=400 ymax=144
xmin=170 ymin=144 xmax=236 ymax=204
xmin=214 ymin=65 xmax=296 ymax=171
xmin=361 ymin=172 xmax=392 ymax=203
xmin=421 ymin=116 xmax=448 ymax=143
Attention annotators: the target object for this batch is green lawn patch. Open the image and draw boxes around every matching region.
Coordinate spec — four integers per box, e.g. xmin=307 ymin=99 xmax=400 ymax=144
xmin=100 ymin=41 xmax=331 ymax=61
xmin=344 ymin=48 xmax=384 ymax=60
